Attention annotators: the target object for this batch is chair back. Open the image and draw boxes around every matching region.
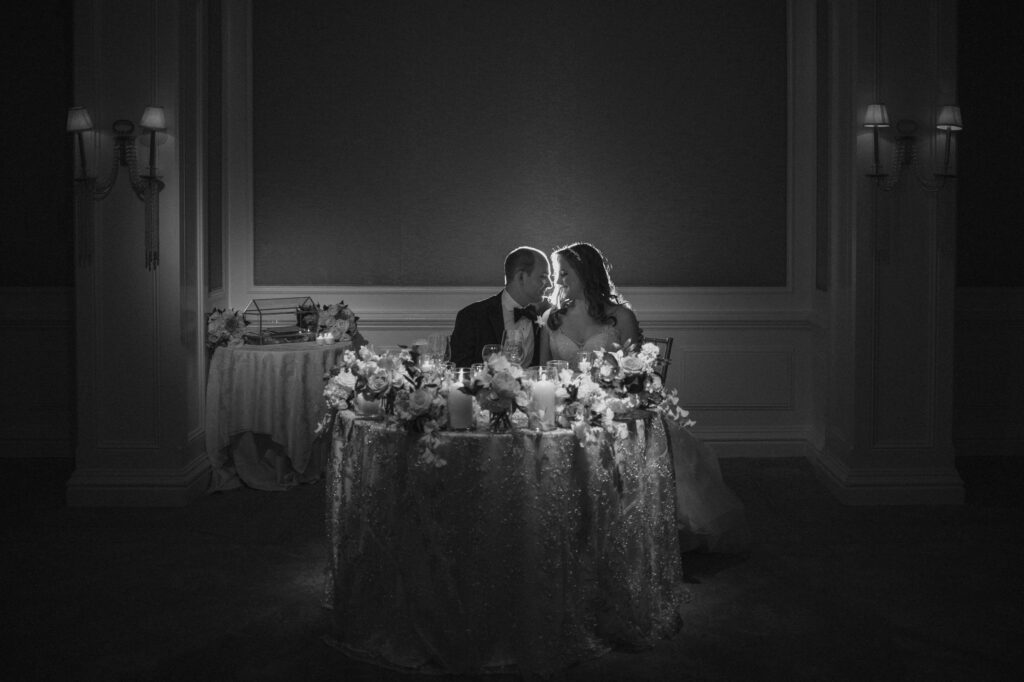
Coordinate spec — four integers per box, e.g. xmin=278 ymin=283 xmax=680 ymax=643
xmin=643 ymin=336 xmax=674 ymax=383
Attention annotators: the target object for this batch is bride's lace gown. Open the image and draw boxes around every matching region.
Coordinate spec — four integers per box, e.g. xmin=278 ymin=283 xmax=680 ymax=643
xmin=549 ymin=324 xmax=751 ymax=554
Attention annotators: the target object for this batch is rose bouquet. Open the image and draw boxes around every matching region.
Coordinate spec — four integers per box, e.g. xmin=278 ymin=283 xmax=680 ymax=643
xmin=318 ymin=345 xmax=448 ymax=466
xmin=206 ymin=307 xmax=247 ymax=351
xmin=559 ymin=342 xmax=695 ymax=446
xmin=460 ymin=354 xmax=531 ymax=432
xmin=300 ymin=299 xmax=367 ymax=348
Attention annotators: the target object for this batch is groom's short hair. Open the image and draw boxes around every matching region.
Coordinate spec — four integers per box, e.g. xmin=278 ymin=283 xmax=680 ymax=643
xmin=504 ymin=246 xmax=546 ymax=283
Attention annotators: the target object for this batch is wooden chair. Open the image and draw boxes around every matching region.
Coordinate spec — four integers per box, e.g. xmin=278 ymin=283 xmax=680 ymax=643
xmin=643 ymin=336 xmax=674 ymax=383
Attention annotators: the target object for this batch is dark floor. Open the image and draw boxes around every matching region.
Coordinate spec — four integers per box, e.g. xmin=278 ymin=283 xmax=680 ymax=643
xmin=3 ymin=456 xmax=1023 ymax=681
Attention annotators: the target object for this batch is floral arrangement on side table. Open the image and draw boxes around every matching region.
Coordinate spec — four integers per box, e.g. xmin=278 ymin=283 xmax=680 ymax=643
xmin=318 ymin=345 xmax=448 ymax=466
xmin=206 ymin=307 xmax=247 ymax=351
xmin=300 ymin=299 xmax=367 ymax=348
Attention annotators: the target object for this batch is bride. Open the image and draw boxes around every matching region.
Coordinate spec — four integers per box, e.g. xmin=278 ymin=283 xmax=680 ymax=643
xmin=539 ymin=242 xmax=640 ymax=363
xmin=540 ymin=241 xmax=750 ymax=554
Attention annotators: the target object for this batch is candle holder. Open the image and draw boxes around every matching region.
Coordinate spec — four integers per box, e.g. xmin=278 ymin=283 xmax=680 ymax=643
xmin=446 ymin=368 xmax=476 ymax=431
xmin=530 ymin=367 xmax=558 ymax=431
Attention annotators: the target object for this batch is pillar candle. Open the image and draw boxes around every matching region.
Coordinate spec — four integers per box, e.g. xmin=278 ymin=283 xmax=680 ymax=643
xmin=531 ymin=379 xmax=556 ymax=430
xmin=447 ymin=386 xmax=474 ymax=430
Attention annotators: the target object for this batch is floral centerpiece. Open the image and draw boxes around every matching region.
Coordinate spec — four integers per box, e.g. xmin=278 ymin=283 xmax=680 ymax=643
xmin=317 ymin=345 xmax=448 ymax=466
xmin=206 ymin=307 xmax=247 ymax=351
xmin=300 ymin=299 xmax=367 ymax=348
xmin=557 ymin=342 xmax=695 ymax=446
xmin=460 ymin=355 xmax=532 ymax=432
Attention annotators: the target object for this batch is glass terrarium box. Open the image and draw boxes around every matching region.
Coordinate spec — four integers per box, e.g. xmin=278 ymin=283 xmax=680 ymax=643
xmin=242 ymin=296 xmax=317 ymax=345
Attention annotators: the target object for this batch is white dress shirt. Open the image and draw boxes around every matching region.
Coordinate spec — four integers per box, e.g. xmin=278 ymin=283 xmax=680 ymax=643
xmin=501 ymin=290 xmax=535 ymax=365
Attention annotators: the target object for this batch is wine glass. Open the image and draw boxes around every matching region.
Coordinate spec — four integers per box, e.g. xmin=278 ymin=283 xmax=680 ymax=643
xmin=501 ymin=328 xmax=526 ymax=365
xmin=428 ymin=333 xmax=450 ymax=363
xmin=482 ymin=344 xmax=502 ymax=363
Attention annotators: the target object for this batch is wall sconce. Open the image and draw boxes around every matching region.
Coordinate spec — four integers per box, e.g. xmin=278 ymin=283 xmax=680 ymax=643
xmin=864 ymin=103 xmax=963 ymax=192
xmin=67 ymin=105 xmax=167 ymax=270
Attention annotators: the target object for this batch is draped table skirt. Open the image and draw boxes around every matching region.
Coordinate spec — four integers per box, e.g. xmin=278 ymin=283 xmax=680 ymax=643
xmin=205 ymin=342 xmax=347 ymax=491
xmin=324 ymin=415 xmax=689 ymax=675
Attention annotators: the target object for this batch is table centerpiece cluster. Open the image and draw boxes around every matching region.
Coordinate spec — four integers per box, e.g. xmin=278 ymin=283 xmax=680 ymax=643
xmin=300 ymin=298 xmax=368 ymax=347
xmin=318 ymin=339 xmax=694 ymax=468
xmin=206 ymin=307 xmax=248 ymax=351
xmin=560 ymin=342 xmax=695 ymax=446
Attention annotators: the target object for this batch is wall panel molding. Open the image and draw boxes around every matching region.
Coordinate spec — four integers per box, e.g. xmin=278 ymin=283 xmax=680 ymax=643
xmin=679 ymin=347 xmax=796 ymax=411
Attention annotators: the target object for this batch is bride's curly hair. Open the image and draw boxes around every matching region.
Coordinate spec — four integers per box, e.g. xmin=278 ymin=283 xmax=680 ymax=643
xmin=547 ymin=242 xmax=630 ymax=330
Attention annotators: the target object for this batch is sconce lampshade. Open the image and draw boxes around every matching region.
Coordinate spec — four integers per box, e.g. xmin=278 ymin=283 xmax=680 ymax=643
xmin=936 ymin=105 xmax=963 ymax=131
xmin=66 ymin=106 xmax=94 ymax=132
xmin=864 ymin=103 xmax=890 ymax=128
xmin=140 ymin=106 xmax=167 ymax=131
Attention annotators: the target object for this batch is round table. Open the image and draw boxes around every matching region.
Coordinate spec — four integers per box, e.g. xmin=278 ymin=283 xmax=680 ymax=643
xmin=324 ymin=414 xmax=688 ymax=675
xmin=205 ymin=342 xmax=347 ymax=491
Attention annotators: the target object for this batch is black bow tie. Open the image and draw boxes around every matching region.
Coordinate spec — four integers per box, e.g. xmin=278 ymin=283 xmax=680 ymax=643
xmin=513 ymin=306 xmax=538 ymax=323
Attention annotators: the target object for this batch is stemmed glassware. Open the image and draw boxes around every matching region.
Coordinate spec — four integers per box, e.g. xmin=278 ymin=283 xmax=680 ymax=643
xmin=427 ymin=333 xmax=450 ymax=363
xmin=482 ymin=344 xmax=502 ymax=363
xmin=501 ymin=328 xmax=526 ymax=366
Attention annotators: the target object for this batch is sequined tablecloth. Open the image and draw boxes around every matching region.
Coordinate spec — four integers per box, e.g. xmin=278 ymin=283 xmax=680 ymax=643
xmin=205 ymin=342 xmax=346 ymax=491
xmin=324 ymin=415 xmax=688 ymax=675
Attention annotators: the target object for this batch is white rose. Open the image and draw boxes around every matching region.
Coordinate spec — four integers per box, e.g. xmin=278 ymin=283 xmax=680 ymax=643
xmin=620 ymin=355 xmax=645 ymax=374
xmin=337 ymin=371 xmax=358 ymax=391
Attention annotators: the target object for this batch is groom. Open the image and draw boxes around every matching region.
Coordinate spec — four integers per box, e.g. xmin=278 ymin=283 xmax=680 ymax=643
xmin=450 ymin=246 xmax=552 ymax=368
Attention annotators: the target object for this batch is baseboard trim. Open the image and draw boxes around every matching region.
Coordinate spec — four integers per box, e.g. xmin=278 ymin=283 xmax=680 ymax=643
xmin=704 ymin=439 xmax=813 ymax=459
xmin=812 ymin=445 xmax=965 ymax=505
xmin=66 ymin=452 xmax=211 ymax=507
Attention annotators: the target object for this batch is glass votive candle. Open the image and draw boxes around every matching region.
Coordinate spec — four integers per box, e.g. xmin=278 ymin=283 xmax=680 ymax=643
xmin=447 ymin=368 xmax=475 ymax=431
xmin=354 ymin=393 xmax=381 ymax=418
xmin=545 ymin=360 xmax=569 ymax=383
xmin=482 ymin=344 xmax=502 ymax=363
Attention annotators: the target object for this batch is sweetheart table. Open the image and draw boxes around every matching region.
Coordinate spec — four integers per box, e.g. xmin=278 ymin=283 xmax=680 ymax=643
xmin=324 ymin=413 xmax=689 ymax=675
xmin=205 ymin=342 xmax=345 ymax=491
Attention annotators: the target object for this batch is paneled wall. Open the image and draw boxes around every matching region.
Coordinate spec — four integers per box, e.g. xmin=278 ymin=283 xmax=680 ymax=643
xmin=212 ymin=1 xmax=818 ymax=458
xmin=248 ymin=0 xmax=788 ymax=288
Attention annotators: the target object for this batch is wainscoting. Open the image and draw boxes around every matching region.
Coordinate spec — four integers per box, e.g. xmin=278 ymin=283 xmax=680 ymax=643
xmin=0 ymin=287 xmax=75 ymax=458
xmin=7 ymin=284 xmax=1015 ymax=469
xmin=232 ymin=285 xmax=821 ymax=459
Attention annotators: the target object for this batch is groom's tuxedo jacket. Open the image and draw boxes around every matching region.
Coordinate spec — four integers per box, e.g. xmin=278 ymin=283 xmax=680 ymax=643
xmin=450 ymin=291 xmax=543 ymax=368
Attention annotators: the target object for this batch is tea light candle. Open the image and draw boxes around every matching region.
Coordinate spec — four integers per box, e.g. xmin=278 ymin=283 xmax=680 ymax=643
xmin=531 ymin=378 xmax=556 ymax=430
